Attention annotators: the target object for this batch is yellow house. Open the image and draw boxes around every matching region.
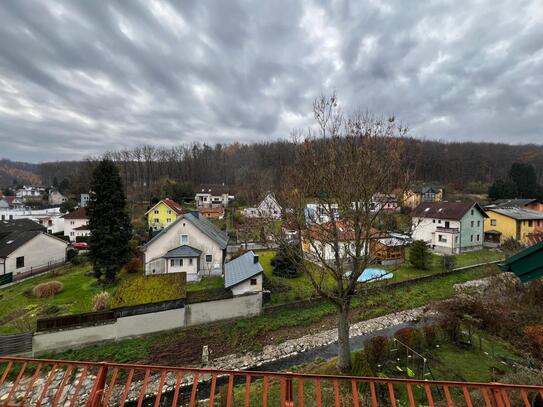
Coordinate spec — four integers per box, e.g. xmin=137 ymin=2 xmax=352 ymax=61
xmin=403 ymin=186 xmax=443 ymax=209
xmin=484 ymin=208 xmax=543 ymax=245
xmin=145 ymin=198 xmax=184 ymax=231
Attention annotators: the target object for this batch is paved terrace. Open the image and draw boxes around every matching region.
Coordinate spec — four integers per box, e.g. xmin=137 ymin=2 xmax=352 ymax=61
xmin=1 ymin=356 xmax=542 ymax=406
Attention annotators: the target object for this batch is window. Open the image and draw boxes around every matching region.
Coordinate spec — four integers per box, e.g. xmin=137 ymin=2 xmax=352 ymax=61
xmin=455 ymin=236 xmax=458 ymax=243
xmin=181 ymin=235 xmax=188 ymax=244
xmin=477 ymin=234 xmax=480 ymax=241
xmin=167 ymin=209 xmax=172 ymax=214
xmin=470 ymin=235 xmax=474 ymax=242
xmin=205 ymin=255 xmax=213 ymax=262
xmin=166 ymin=218 xmax=171 ymax=223
xmin=432 ymin=219 xmax=435 ymax=223
xmin=477 ymin=220 xmax=480 ymax=227
xmin=154 ymin=218 xmax=159 ymax=223
xmin=70 ymin=232 xmax=74 ymax=236
xmin=154 ymin=210 xmax=159 ymax=214
xmin=438 ymin=234 xmax=446 ymax=243
xmin=250 ymin=278 xmax=257 ymax=286
xmin=470 ymin=221 xmax=474 ymax=227
xmin=471 ymin=209 xmax=474 ymax=216
xmin=438 ymin=220 xmax=441 ymax=224
xmin=180 ymin=259 xmax=184 ymax=266
xmin=189 ymin=258 xmax=193 ymax=265
xmin=491 ymin=219 xmax=497 ymax=226
xmin=70 ymin=221 xmax=74 ymax=225
xmin=16 ymin=256 xmax=24 ymax=269
xmin=170 ymin=259 xmax=175 ymax=267
xmin=528 ymin=220 xmax=533 ymax=227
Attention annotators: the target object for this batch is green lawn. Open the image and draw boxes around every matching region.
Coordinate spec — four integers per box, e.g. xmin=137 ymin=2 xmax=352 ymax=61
xmin=45 ymin=264 xmax=497 ymax=364
xmin=0 ymin=263 xmax=116 ymax=334
xmin=186 ymin=276 xmax=224 ymax=291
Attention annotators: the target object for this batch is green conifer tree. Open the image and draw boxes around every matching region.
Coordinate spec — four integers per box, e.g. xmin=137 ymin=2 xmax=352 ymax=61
xmin=409 ymin=240 xmax=431 ymax=270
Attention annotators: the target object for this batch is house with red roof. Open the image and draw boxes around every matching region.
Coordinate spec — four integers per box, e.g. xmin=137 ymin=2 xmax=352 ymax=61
xmin=145 ymin=198 xmax=185 ymax=231
xmin=62 ymin=207 xmax=90 ymax=242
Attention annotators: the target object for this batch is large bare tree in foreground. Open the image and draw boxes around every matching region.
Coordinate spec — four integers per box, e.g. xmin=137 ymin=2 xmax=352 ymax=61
xmin=279 ymin=94 xmax=414 ymax=372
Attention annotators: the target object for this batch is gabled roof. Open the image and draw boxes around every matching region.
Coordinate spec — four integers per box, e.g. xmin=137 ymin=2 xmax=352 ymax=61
xmin=412 ymin=202 xmax=487 ymax=220
xmin=0 ymin=231 xmax=41 ymax=257
xmin=225 ymin=251 xmax=263 ymax=288
xmin=498 ymin=241 xmax=543 ymax=282
xmin=0 ymin=219 xmax=46 ymax=234
xmin=145 ymin=198 xmax=184 ymax=216
xmin=144 ymin=212 xmax=229 ymax=250
xmin=163 ymin=244 xmax=202 ymax=258
xmin=488 ymin=199 xmax=541 ymax=209
xmin=260 ymin=192 xmax=282 ymax=208
xmin=62 ymin=207 xmax=87 ymax=220
xmin=486 ymin=207 xmax=543 ymax=220
xmin=196 ymin=183 xmax=230 ymax=195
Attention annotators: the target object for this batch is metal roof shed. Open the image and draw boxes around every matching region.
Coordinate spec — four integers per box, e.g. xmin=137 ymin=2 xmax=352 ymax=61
xmin=498 ymin=241 xmax=543 ymax=282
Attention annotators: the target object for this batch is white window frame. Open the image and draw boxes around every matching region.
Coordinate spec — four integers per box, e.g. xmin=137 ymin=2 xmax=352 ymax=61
xmin=181 ymin=234 xmax=189 ymax=245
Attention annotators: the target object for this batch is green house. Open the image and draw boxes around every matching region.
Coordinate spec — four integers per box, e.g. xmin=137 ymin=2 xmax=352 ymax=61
xmin=498 ymin=241 xmax=543 ymax=283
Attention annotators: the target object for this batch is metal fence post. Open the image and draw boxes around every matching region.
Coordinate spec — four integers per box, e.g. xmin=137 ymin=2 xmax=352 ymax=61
xmin=87 ymin=362 xmax=108 ymax=407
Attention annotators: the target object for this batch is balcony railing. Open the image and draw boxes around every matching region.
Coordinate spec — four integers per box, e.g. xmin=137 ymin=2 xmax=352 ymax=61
xmin=435 ymin=226 xmax=460 ymax=233
xmin=1 ymin=356 xmax=542 ymax=406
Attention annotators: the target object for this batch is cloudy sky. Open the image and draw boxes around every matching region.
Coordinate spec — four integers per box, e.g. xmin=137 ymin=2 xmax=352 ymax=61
xmin=0 ymin=0 xmax=542 ymax=162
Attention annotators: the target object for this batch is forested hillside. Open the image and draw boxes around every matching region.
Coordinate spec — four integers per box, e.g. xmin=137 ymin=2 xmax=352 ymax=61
xmin=2 ymin=138 xmax=543 ymax=202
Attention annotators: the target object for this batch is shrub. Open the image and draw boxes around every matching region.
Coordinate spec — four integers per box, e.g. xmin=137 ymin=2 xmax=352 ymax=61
xmin=32 ymin=281 xmax=64 ymax=298
xmin=364 ymin=336 xmax=389 ymax=372
xmin=272 ymin=242 xmax=302 ymax=278
xmin=67 ymin=248 xmax=78 ymax=262
xmin=92 ymin=292 xmax=111 ymax=311
xmin=125 ymin=256 xmax=142 ymax=274
xmin=42 ymin=304 xmax=61 ymax=315
xmin=409 ymin=240 xmax=431 ymax=270
xmin=524 ymin=325 xmax=543 ymax=359
xmin=394 ymin=327 xmax=416 ymax=347
xmin=423 ymin=325 xmax=441 ymax=347
xmin=438 ymin=316 xmax=461 ymax=343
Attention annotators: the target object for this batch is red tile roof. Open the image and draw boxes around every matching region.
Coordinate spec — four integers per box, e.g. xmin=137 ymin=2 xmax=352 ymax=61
xmin=162 ymin=198 xmax=184 ymax=215
xmin=62 ymin=207 xmax=87 ymax=219
xmin=412 ymin=201 xmax=487 ymax=220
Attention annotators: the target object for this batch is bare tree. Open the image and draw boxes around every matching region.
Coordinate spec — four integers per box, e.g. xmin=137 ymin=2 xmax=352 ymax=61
xmin=278 ymin=94 xmax=414 ymax=372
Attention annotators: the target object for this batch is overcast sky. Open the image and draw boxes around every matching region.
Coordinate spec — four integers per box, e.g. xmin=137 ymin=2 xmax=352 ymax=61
xmin=0 ymin=0 xmax=542 ymax=162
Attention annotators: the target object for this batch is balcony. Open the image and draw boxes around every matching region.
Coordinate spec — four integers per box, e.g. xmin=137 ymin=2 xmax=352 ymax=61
xmin=1 ymin=356 xmax=542 ymax=406
xmin=436 ymin=226 xmax=459 ymax=234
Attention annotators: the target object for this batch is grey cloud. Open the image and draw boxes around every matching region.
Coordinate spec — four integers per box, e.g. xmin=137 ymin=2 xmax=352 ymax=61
xmin=0 ymin=0 xmax=541 ymax=162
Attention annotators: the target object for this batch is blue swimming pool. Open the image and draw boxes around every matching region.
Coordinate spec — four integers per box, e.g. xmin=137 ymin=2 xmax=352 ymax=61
xmin=357 ymin=268 xmax=393 ymax=282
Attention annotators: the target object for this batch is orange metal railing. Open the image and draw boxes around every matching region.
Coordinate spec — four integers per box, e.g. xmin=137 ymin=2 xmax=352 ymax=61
xmin=1 ymin=356 xmax=542 ymax=406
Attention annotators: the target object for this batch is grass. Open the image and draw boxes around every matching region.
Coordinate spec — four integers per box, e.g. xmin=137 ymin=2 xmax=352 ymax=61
xmin=45 ymin=263 xmax=497 ymax=364
xmin=0 ymin=262 xmax=115 ymax=334
xmin=186 ymin=276 xmax=224 ymax=291
xmin=111 ymin=273 xmax=187 ymax=308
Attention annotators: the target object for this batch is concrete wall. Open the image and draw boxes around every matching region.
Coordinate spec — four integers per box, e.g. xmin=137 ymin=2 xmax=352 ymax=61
xmin=33 ymin=293 xmax=261 ymax=355
xmin=6 ymin=233 xmax=67 ymax=276
xmin=186 ymin=293 xmax=262 ymax=326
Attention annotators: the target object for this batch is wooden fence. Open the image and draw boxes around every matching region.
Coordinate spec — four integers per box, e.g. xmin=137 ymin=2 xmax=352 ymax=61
xmin=0 ymin=333 xmax=32 ymax=356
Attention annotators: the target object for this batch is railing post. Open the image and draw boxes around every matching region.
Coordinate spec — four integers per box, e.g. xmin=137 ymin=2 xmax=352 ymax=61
xmin=87 ymin=362 xmax=108 ymax=407
xmin=284 ymin=375 xmax=294 ymax=407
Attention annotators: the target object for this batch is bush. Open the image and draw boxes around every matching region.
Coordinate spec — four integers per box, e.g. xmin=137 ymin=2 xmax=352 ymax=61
xmin=423 ymin=325 xmax=441 ymax=347
xmin=92 ymin=292 xmax=111 ymax=311
xmin=272 ymin=242 xmax=302 ymax=278
xmin=32 ymin=281 xmax=64 ymax=298
xmin=524 ymin=325 xmax=543 ymax=359
xmin=394 ymin=327 xmax=417 ymax=347
xmin=438 ymin=316 xmax=461 ymax=343
xmin=42 ymin=304 xmax=61 ymax=315
xmin=125 ymin=256 xmax=142 ymax=274
xmin=364 ymin=336 xmax=390 ymax=372
xmin=67 ymin=248 xmax=78 ymax=262
xmin=409 ymin=240 xmax=431 ymax=270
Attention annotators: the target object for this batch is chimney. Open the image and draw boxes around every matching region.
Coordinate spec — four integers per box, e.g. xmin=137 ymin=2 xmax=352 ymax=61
xmin=253 ymin=254 xmax=259 ymax=264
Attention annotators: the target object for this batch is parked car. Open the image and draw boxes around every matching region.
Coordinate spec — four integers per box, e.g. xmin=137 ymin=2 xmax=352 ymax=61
xmin=72 ymin=242 xmax=88 ymax=250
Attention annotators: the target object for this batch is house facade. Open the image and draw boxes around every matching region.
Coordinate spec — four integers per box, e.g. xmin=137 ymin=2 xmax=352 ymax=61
xmin=305 ymin=203 xmax=339 ymax=225
xmin=198 ymin=207 xmax=225 ymax=220
xmin=143 ymin=212 xmax=229 ymax=282
xmin=48 ymin=190 xmax=67 ymax=205
xmin=242 ymin=193 xmax=282 ymax=219
xmin=403 ymin=186 xmax=443 ymax=209
xmin=484 ymin=208 xmax=543 ymax=245
xmin=62 ymin=208 xmax=90 ymax=242
xmin=145 ymin=198 xmax=184 ymax=231
xmin=80 ymin=194 xmax=90 ymax=208
xmin=411 ymin=202 xmax=487 ymax=254
xmin=195 ymin=184 xmax=234 ymax=208
xmin=0 ymin=219 xmax=67 ymax=277
xmin=224 ymin=251 xmax=263 ymax=296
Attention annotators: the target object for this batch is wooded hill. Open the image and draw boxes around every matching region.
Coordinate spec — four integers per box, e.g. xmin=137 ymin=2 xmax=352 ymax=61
xmin=2 ymin=138 xmax=543 ymax=203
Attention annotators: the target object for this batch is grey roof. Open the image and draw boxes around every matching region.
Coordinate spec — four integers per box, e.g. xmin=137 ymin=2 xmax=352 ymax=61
xmin=144 ymin=212 xmax=229 ymax=250
xmin=0 ymin=219 xmax=46 ymax=234
xmin=488 ymin=199 xmax=540 ymax=209
xmin=0 ymin=230 xmax=41 ymax=257
xmin=163 ymin=245 xmax=202 ymax=258
xmin=487 ymin=207 xmax=543 ymax=220
xmin=225 ymin=251 xmax=263 ymax=288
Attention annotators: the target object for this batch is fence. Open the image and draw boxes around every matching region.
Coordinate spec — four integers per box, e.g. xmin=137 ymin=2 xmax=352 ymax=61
xmin=36 ymin=310 xmax=116 ymax=332
xmin=12 ymin=258 xmax=66 ymax=282
xmin=0 ymin=272 xmax=12 ymax=287
xmin=0 ymin=356 xmax=542 ymax=406
xmin=0 ymin=333 xmax=32 ymax=356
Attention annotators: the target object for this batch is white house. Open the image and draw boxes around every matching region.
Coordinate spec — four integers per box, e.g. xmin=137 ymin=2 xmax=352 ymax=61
xmin=48 ymin=190 xmax=67 ymax=205
xmin=142 ymin=212 xmax=229 ymax=282
xmin=0 ymin=219 xmax=67 ymax=278
xmin=195 ymin=184 xmax=234 ymax=208
xmin=16 ymin=186 xmax=46 ymax=201
xmin=80 ymin=194 xmax=90 ymax=208
xmin=305 ymin=203 xmax=339 ymax=225
xmin=0 ymin=207 xmax=64 ymax=234
xmin=62 ymin=207 xmax=90 ymax=242
xmin=411 ymin=202 xmax=487 ymax=254
xmin=242 ymin=193 xmax=282 ymax=219
xmin=224 ymin=251 xmax=263 ymax=296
